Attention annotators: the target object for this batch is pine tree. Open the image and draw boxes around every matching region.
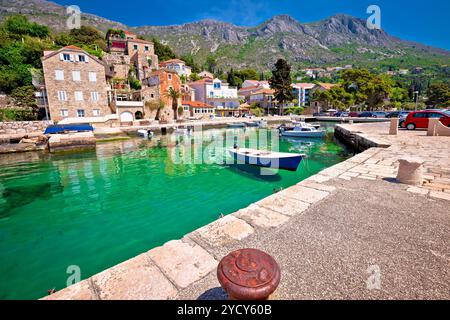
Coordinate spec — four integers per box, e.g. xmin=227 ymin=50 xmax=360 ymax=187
xmin=269 ymin=59 xmax=294 ymax=115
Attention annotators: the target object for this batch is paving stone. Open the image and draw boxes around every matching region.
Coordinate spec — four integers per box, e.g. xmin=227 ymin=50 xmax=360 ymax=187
xmin=256 ymin=193 xmax=310 ymax=216
xmin=41 ymin=279 xmax=96 ymax=300
xmin=281 ymin=185 xmax=330 ymax=204
xmin=429 ymin=191 xmax=450 ymax=201
xmin=297 ymin=181 xmax=336 ymax=192
xmin=148 ymin=240 xmax=218 ymax=288
xmin=338 ymin=174 xmax=352 ymax=180
xmin=91 ymin=253 xmax=177 ymax=300
xmin=318 ymin=167 xmax=346 ymax=178
xmin=341 ymin=171 xmax=359 ymax=178
xmin=357 ymin=175 xmax=377 ymax=181
xmin=406 ymin=186 xmax=429 ymax=195
xmin=303 ymin=174 xmax=331 ymax=183
xmin=193 ymin=215 xmax=254 ymax=246
xmin=234 ymin=204 xmax=290 ymax=229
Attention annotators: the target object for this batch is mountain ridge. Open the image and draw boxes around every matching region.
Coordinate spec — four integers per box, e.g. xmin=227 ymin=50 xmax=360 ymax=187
xmin=1 ymin=0 xmax=449 ymax=71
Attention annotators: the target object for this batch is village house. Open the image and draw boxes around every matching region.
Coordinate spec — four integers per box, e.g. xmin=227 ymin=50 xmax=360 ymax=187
xmin=159 ymin=59 xmax=192 ymax=78
xmin=41 ymin=46 xmax=111 ymax=122
xmin=189 ymin=78 xmax=240 ymax=116
xmin=143 ymin=69 xmax=182 ymax=121
xmin=291 ymin=83 xmax=315 ymax=107
xmin=248 ymin=88 xmax=276 ymax=112
xmin=198 ymin=71 xmax=214 ymax=79
xmin=309 ymin=82 xmax=339 ymax=114
xmin=103 ymin=30 xmax=159 ymax=81
xmin=181 ymin=101 xmax=215 ymax=119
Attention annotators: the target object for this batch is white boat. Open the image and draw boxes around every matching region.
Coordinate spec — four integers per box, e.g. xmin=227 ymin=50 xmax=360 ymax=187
xmin=291 ymin=121 xmax=320 ymax=129
xmin=228 ymin=148 xmax=305 ymax=171
xmin=280 ymin=122 xmax=326 ymax=138
xmin=174 ymin=127 xmax=192 ymax=135
xmin=137 ymin=129 xmax=154 ymax=139
xmin=227 ymin=122 xmax=246 ymax=128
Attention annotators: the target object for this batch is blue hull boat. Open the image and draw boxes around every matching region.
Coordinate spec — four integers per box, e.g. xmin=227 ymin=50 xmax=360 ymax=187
xmin=44 ymin=124 xmax=94 ymax=134
xmin=229 ymin=148 xmax=304 ymax=171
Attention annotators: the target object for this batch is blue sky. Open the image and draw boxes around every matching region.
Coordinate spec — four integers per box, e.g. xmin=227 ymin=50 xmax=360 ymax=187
xmin=53 ymin=0 xmax=450 ymax=49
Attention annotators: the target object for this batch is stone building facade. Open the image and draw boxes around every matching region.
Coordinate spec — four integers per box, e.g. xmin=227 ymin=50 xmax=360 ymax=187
xmin=42 ymin=46 xmax=111 ymax=122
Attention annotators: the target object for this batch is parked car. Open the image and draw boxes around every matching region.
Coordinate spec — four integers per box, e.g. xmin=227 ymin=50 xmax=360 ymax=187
xmin=372 ymin=111 xmax=388 ymax=118
xmin=402 ymin=110 xmax=450 ymax=130
xmin=387 ymin=111 xmax=411 ymax=126
xmin=334 ymin=112 xmax=349 ymax=117
xmin=348 ymin=112 xmax=359 ymax=117
xmin=358 ymin=111 xmax=375 ymax=118
xmin=313 ymin=112 xmax=330 ymax=117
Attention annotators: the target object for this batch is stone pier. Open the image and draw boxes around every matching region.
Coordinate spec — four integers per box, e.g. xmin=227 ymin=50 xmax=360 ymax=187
xmin=43 ymin=122 xmax=450 ymax=300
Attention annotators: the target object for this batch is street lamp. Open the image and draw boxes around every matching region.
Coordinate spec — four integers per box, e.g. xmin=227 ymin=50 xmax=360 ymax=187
xmin=414 ymin=91 xmax=419 ymax=111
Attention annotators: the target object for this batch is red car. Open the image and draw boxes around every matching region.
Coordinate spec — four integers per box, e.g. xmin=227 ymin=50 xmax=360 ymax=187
xmin=403 ymin=110 xmax=450 ymax=130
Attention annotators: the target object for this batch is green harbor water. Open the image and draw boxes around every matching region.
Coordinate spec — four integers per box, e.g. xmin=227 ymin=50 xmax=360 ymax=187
xmin=0 ymin=126 xmax=350 ymax=300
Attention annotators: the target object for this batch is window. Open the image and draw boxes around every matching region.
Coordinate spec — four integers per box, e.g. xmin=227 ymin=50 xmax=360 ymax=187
xmin=74 ymin=91 xmax=83 ymax=101
xmin=184 ymin=106 xmax=189 ymax=111
xmin=168 ymin=74 xmax=172 ymax=80
xmin=72 ymin=71 xmax=81 ymax=81
xmin=133 ymin=45 xmax=138 ymax=50
xmin=91 ymin=92 xmax=99 ymax=101
xmin=150 ymin=94 xmax=154 ymax=98
xmin=63 ymin=53 xmax=71 ymax=61
xmin=428 ymin=112 xmax=443 ymax=118
xmin=214 ymin=82 xmax=221 ymax=89
xmin=93 ymin=109 xmax=100 ymax=116
xmin=413 ymin=113 xmax=427 ymax=118
xmin=88 ymin=72 xmax=97 ymax=82
xmin=78 ymin=55 xmax=86 ymax=62
xmin=144 ymin=46 xmax=149 ymax=51
xmin=55 ymin=70 xmax=64 ymax=80
xmin=60 ymin=109 xmax=68 ymax=117
xmin=57 ymin=91 xmax=67 ymax=101
xmin=77 ymin=109 xmax=85 ymax=117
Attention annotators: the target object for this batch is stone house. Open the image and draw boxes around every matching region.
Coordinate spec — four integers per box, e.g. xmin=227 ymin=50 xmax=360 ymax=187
xmin=181 ymin=101 xmax=215 ymax=119
xmin=41 ymin=46 xmax=111 ymax=122
xmin=143 ymin=70 xmax=182 ymax=121
xmin=159 ymin=59 xmax=192 ymax=78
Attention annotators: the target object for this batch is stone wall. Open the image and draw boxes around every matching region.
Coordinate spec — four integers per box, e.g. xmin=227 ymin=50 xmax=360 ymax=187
xmin=0 ymin=120 xmax=53 ymax=135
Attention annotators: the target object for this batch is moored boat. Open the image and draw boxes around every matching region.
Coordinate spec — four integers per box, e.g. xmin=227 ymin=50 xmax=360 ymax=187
xmin=280 ymin=122 xmax=326 ymax=138
xmin=228 ymin=147 xmax=305 ymax=171
xmin=228 ymin=122 xmax=246 ymax=128
xmin=137 ymin=129 xmax=154 ymax=139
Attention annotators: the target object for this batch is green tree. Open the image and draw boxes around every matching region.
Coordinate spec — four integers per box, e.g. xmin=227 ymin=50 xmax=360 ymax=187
xmin=189 ymin=73 xmax=201 ymax=82
xmin=426 ymin=83 xmax=450 ymax=107
xmin=205 ymin=55 xmax=217 ymax=74
xmin=10 ymin=85 xmax=38 ymax=114
xmin=164 ymin=87 xmax=182 ymax=120
xmin=3 ymin=15 xmax=49 ymax=39
xmin=180 ymin=54 xmax=200 ymax=73
xmin=269 ymin=59 xmax=294 ymax=115
xmin=152 ymin=37 xmax=176 ymax=62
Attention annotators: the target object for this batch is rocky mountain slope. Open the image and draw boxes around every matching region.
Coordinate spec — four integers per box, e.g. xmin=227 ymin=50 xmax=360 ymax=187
xmin=1 ymin=0 xmax=449 ymax=71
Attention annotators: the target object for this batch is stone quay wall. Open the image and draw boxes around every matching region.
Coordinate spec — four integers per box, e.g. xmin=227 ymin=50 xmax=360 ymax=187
xmin=0 ymin=120 xmax=53 ymax=135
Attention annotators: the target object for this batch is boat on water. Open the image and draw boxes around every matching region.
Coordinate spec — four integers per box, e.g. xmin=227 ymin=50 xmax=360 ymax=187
xmin=245 ymin=120 xmax=268 ymax=128
xmin=292 ymin=121 xmax=320 ymax=129
xmin=228 ymin=147 xmax=305 ymax=171
xmin=137 ymin=129 xmax=154 ymax=139
xmin=280 ymin=122 xmax=326 ymax=138
xmin=44 ymin=124 xmax=94 ymax=134
xmin=227 ymin=123 xmax=246 ymax=128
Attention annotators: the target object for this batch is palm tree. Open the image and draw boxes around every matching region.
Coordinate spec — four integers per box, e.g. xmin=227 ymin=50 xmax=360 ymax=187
xmin=165 ymin=87 xmax=182 ymax=121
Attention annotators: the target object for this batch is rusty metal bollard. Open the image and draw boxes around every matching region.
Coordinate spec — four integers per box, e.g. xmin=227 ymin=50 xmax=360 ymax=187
xmin=217 ymin=248 xmax=281 ymax=300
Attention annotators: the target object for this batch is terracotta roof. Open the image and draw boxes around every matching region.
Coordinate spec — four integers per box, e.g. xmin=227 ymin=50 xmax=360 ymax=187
xmin=63 ymin=45 xmax=83 ymax=51
xmin=250 ymin=88 xmax=274 ymax=95
xmin=160 ymin=59 xmax=185 ymax=65
xmin=182 ymin=101 xmax=214 ymax=108
xmin=128 ymin=38 xmax=153 ymax=44
xmin=189 ymin=78 xmax=213 ymax=85
xmin=124 ymin=30 xmax=136 ymax=35
xmin=317 ymin=82 xmax=337 ymax=90
xmin=239 ymin=85 xmax=260 ymax=92
xmin=292 ymin=83 xmax=316 ymax=89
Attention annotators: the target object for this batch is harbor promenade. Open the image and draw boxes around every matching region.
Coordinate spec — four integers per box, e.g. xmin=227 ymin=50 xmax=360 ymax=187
xmin=43 ymin=122 xmax=450 ymax=300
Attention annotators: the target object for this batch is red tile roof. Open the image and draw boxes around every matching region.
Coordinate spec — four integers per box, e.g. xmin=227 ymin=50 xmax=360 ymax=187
xmin=160 ymin=59 xmax=185 ymax=66
xmin=63 ymin=45 xmax=83 ymax=51
xmin=182 ymin=101 xmax=214 ymax=108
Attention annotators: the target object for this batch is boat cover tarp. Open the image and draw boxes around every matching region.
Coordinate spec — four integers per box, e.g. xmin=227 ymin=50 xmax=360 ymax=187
xmin=44 ymin=124 xmax=94 ymax=134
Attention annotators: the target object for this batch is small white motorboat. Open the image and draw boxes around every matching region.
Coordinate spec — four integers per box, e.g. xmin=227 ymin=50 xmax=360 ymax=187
xmin=137 ymin=129 xmax=154 ymax=139
xmin=228 ymin=147 xmax=305 ymax=171
xmin=280 ymin=122 xmax=326 ymax=138
xmin=291 ymin=121 xmax=320 ymax=129
xmin=228 ymin=122 xmax=246 ymax=128
xmin=174 ymin=127 xmax=192 ymax=135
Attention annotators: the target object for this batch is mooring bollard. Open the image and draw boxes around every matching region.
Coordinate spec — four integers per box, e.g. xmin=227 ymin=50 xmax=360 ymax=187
xmin=389 ymin=118 xmax=399 ymax=135
xmin=397 ymin=158 xmax=424 ymax=186
xmin=217 ymin=248 xmax=281 ymax=300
